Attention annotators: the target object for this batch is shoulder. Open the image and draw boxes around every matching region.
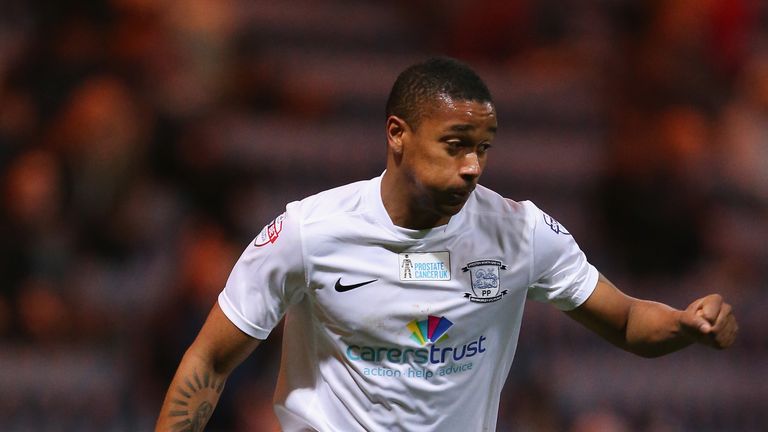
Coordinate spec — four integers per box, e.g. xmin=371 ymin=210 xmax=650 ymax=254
xmin=292 ymin=178 xmax=371 ymax=225
xmin=468 ymin=185 xmax=540 ymax=227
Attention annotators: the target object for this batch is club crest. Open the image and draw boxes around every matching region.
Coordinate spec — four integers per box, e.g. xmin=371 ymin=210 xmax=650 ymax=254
xmin=462 ymin=259 xmax=508 ymax=303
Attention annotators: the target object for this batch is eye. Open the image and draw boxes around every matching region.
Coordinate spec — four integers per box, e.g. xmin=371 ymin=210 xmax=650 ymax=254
xmin=444 ymin=139 xmax=462 ymax=154
xmin=477 ymin=143 xmax=492 ymax=155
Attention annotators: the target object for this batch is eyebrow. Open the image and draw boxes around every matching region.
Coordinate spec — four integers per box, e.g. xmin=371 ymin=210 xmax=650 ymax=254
xmin=446 ymin=124 xmax=497 ymax=133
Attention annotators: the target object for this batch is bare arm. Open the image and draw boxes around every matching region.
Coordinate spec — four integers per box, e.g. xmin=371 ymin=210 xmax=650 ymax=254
xmin=566 ymin=274 xmax=738 ymax=357
xmin=155 ymin=303 xmax=261 ymax=431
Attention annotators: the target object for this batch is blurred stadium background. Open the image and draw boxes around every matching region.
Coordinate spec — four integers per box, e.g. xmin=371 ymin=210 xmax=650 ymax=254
xmin=0 ymin=0 xmax=766 ymax=430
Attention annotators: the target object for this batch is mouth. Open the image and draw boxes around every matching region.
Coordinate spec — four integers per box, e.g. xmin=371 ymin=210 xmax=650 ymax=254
xmin=444 ymin=187 xmax=474 ymax=204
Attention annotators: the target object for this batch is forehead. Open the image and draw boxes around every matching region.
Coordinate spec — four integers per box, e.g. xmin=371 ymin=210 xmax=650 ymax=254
xmin=418 ymin=96 xmax=497 ymax=130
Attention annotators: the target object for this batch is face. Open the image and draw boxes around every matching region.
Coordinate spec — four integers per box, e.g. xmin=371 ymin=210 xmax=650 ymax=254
xmin=390 ymin=96 xmax=497 ymax=220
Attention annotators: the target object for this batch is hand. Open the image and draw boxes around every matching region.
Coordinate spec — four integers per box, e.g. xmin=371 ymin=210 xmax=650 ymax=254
xmin=679 ymin=294 xmax=738 ymax=349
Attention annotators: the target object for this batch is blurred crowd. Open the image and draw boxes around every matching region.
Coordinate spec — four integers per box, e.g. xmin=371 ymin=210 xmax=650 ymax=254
xmin=0 ymin=0 xmax=766 ymax=430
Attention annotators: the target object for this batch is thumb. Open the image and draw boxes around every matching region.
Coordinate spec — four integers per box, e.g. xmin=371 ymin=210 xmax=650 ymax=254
xmin=680 ymin=310 xmax=712 ymax=334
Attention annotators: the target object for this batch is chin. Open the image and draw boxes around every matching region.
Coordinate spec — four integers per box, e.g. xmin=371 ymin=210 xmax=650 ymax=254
xmin=437 ymin=201 xmax=467 ymax=217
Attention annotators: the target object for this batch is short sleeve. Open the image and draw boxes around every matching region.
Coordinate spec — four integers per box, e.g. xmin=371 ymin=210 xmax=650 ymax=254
xmin=526 ymin=204 xmax=598 ymax=310
xmin=218 ymin=202 xmax=307 ymax=339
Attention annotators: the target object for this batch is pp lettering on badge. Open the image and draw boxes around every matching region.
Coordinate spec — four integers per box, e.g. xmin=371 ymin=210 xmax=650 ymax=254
xmin=398 ymin=252 xmax=451 ymax=281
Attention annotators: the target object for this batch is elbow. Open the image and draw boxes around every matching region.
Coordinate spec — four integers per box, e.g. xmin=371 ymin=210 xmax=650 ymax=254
xmin=183 ymin=344 xmax=231 ymax=376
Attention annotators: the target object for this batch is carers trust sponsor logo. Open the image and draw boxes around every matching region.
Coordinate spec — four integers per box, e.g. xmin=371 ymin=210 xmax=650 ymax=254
xmin=407 ymin=315 xmax=452 ymax=345
xmin=346 ymin=315 xmax=486 ymax=365
xmin=345 ymin=315 xmax=487 ymax=379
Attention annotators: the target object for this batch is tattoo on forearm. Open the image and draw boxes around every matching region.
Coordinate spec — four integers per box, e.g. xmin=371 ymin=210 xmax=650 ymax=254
xmin=167 ymin=370 xmax=224 ymax=431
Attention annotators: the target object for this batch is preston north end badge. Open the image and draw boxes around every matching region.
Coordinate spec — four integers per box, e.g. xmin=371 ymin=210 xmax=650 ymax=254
xmin=462 ymin=259 xmax=508 ymax=303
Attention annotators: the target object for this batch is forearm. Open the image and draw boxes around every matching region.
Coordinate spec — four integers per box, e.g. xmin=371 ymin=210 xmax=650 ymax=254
xmin=624 ymin=299 xmax=692 ymax=357
xmin=155 ymin=349 xmax=228 ymax=431
xmin=567 ymin=275 xmax=696 ymax=358
xmin=155 ymin=304 xmax=260 ymax=431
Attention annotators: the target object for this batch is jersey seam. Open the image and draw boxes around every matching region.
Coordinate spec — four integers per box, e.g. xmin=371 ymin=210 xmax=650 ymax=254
xmin=527 ymin=204 xmax=538 ymax=289
xmin=296 ymin=203 xmax=327 ymax=416
xmin=296 ymin=207 xmax=310 ymax=293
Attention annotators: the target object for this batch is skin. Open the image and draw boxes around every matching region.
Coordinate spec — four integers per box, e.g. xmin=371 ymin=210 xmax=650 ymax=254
xmin=155 ymin=95 xmax=738 ymax=431
xmin=156 ymin=304 xmax=258 ymax=431
xmin=381 ymin=97 xmax=497 ymax=229
xmin=568 ymin=274 xmax=737 ymax=358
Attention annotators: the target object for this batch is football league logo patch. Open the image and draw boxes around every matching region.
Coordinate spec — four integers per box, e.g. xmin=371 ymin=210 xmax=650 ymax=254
xmin=462 ymin=259 xmax=508 ymax=303
xmin=254 ymin=213 xmax=285 ymax=247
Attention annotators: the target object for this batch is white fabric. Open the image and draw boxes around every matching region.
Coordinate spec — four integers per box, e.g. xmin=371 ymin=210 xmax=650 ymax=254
xmin=218 ymin=174 xmax=598 ymax=432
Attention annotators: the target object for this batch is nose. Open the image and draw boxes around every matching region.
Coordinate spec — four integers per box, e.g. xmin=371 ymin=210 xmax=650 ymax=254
xmin=459 ymin=152 xmax=481 ymax=179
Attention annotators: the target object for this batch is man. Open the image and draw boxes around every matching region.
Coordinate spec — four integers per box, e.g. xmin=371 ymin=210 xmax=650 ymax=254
xmin=401 ymin=254 xmax=413 ymax=279
xmin=156 ymin=57 xmax=737 ymax=431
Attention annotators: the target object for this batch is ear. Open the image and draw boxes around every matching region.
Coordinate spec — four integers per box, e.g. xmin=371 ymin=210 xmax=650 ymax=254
xmin=386 ymin=115 xmax=408 ymax=155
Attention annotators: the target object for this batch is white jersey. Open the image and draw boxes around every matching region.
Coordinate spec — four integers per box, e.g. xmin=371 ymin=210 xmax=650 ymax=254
xmin=219 ymin=174 xmax=598 ymax=431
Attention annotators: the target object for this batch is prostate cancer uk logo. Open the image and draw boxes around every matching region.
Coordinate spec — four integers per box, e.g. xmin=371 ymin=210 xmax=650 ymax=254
xmin=462 ymin=259 xmax=508 ymax=303
xmin=254 ymin=213 xmax=285 ymax=247
xmin=398 ymin=252 xmax=451 ymax=281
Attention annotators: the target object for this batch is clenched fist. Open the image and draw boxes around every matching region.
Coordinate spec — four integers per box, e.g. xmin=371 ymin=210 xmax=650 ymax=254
xmin=679 ymin=294 xmax=738 ymax=349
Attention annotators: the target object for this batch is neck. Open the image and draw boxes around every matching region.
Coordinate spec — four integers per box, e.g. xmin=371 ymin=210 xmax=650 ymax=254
xmin=380 ymin=171 xmax=450 ymax=230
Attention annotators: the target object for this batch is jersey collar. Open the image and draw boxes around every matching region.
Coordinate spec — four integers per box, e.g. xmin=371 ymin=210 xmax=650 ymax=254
xmin=364 ymin=172 xmax=469 ymax=242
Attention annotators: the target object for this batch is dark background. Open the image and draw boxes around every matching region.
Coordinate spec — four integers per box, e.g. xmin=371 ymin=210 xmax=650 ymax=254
xmin=0 ymin=0 xmax=766 ymax=430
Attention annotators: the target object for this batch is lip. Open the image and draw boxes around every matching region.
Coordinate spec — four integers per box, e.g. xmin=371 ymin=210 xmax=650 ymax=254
xmin=451 ymin=184 xmax=475 ymax=197
xmin=445 ymin=188 xmax=473 ymax=204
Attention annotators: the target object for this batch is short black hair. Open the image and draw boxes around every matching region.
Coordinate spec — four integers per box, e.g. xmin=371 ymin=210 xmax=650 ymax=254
xmin=385 ymin=57 xmax=493 ymax=128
